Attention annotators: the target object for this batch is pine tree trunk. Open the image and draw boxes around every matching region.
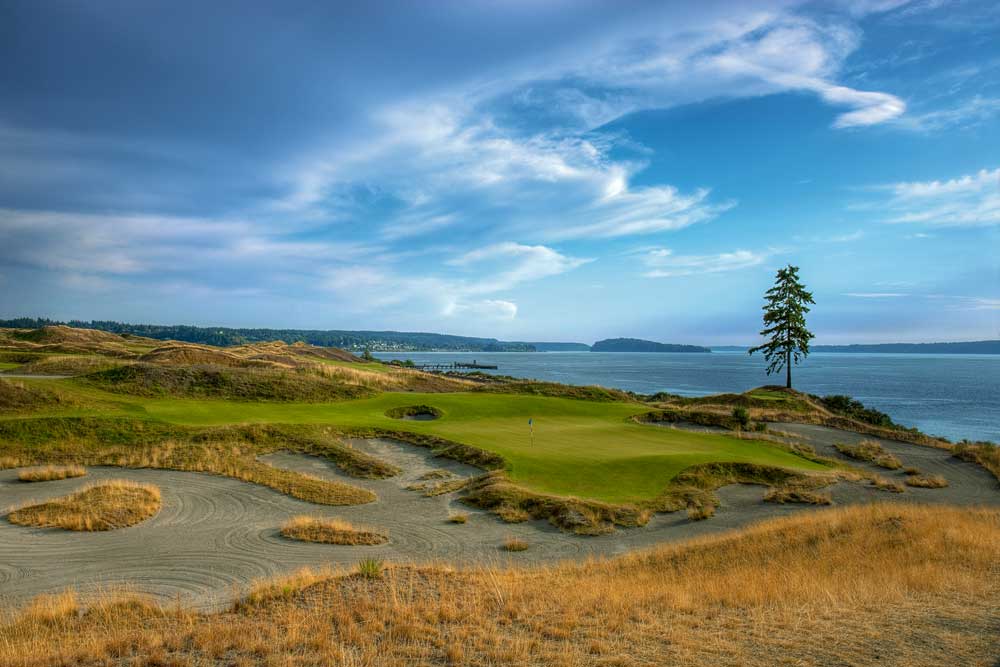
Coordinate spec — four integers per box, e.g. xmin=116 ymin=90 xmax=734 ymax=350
xmin=786 ymin=350 xmax=791 ymax=388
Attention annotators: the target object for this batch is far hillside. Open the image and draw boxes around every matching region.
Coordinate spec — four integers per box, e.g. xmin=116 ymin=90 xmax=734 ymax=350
xmin=592 ymin=338 xmax=711 ymax=353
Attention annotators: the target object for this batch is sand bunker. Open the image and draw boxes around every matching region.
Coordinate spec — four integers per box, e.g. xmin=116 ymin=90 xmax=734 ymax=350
xmin=0 ymin=428 xmax=996 ymax=610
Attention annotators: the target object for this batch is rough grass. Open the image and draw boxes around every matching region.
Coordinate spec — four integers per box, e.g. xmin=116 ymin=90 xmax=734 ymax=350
xmin=17 ymin=464 xmax=86 ymax=482
xmin=448 ymin=512 xmax=468 ymax=524
xmin=0 ymin=418 xmax=380 ymax=506
xmin=81 ymin=363 xmax=376 ymax=402
xmin=870 ymin=476 xmax=906 ymax=493
xmin=763 ymin=486 xmax=832 ymax=505
xmin=834 ymin=439 xmax=903 ymax=470
xmin=6 ymin=355 xmax=127 ymax=376
xmin=0 ymin=379 xmax=67 ymax=411
xmin=6 ymin=480 xmax=161 ymax=531
xmin=503 ymin=536 xmax=529 ymax=552
xmin=280 ymin=516 xmax=387 ymax=545
xmin=953 ymin=440 xmax=1000 ymax=481
xmin=904 ymin=473 xmax=949 ymax=488
xmin=2 ymin=505 xmax=997 ymax=666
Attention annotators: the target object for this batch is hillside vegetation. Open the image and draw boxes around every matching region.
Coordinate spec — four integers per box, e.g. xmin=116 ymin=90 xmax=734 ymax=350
xmin=2 ymin=504 xmax=996 ymax=666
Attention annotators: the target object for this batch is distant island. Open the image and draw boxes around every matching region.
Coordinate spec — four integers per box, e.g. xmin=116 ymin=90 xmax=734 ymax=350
xmin=712 ymin=341 xmax=1000 ymax=354
xmin=591 ymin=338 xmax=711 ymax=353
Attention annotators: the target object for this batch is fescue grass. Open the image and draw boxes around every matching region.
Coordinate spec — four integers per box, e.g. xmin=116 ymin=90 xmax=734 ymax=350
xmin=0 ymin=419 xmax=380 ymax=506
xmin=763 ymin=486 xmax=832 ymax=505
xmin=3 ymin=505 xmax=995 ymax=666
xmin=503 ymin=536 xmax=529 ymax=551
xmin=834 ymin=439 xmax=903 ymax=470
xmin=356 ymin=558 xmax=384 ymax=579
xmin=17 ymin=464 xmax=86 ymax=482
xmin=6 ymin=480 xmax=160 ymax=531
xmin=904 ymin=473 xmax=949 ymax=488
xmin=448 ymin=512 xmax=468 ymax=524
xmin=280 ymin=516 xmax=387 ymax=545
xmin=953 ymin=440 xmax=1000 ymax=481
xmin=686 ymin=502 xmax=715 ymax=521
xmin=870 ymin=476 xmax=906 ymax=493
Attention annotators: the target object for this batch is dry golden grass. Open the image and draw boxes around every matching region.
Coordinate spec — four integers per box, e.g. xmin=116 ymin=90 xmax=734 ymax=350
xmin=17 ymin=464 xmax=86 ymax=482
xmin=763 ymin=486 xmax=832 ymax=505
xmin=870 ymin=476 xmax=906 ymax=493
xmin=502 ymin=536 xmax=529 ymax=552
xmin=904 ymin=473 xmax=949 ymax=488
xmin=280 ymin=515 xmax=388 ymax=545
xmin=1 ymin=504 xmax=997 ymax=666
xmin=6 ymin=480 xmax=161 ymax=531
xmin=835 ymin=439 xmax=903 ymax=469
xmin=448 ymin=512 xmax=469 ymax=524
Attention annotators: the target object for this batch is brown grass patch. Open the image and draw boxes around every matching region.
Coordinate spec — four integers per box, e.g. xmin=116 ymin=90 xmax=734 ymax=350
xmin=870 ymin=476 xmax=906 ymax=493
xmin=763 ymin=486 xmax=832 ymax=505
xmin=17 ymin=465 xmax=86 ymax=482
xmin=6 ymin=480 xmax=160 ymax=531
xmin=1 ymin=504 xmax=996 ymax=666
xmin=834 ymin=439 xmax=903 ymax=469
xmin=904 ymin=473 xmax=949 ymax=488
xmin=502 ymin=536 xmax=529 ymax=551
xmin=280 ymin=516 xmax=387 ymax=545
xmin=448 ymin=512 xmax=468 ymax=524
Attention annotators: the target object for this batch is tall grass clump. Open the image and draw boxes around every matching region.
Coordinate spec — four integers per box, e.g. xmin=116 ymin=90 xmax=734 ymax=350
xmin=356 ymin=558 xmax=384 ymax=579
xmin=6 ymin=480 xmax=161 ymax=531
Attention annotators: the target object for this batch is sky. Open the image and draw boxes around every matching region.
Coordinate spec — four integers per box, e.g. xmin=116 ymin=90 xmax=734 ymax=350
xmin=1 ymin=0 xmax=998 ymax=345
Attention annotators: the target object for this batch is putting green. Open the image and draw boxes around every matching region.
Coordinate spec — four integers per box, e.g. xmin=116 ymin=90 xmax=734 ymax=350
xmin=6 ymin=380 xmax=828 ymax=504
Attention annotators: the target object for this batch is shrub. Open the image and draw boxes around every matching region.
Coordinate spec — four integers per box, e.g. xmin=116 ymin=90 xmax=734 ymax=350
xmin=732 ymin=407 xmax=751 ymax=429
xmin=448 ymin=513 xmax=468 ymax=524
xmin=357 ymin=558 xmax=384 ymax=579
xmin=687 ymin=502 xmax=715 ymax=521
xmin=819 ymin=395 xmax=896 ymax=428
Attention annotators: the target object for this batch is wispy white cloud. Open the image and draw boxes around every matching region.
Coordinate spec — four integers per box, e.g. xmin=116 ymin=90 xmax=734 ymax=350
xmin=641 ymin=248 xmax=771 ymax=278
xmin=276 ymin=9 xmax=904 ymax=245
xmin=870 ymin=167 xmax=1000 ymax=227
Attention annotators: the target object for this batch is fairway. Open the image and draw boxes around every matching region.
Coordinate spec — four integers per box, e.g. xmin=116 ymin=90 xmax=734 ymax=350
xmin=9 ymin=380 xmax=827 ymax=504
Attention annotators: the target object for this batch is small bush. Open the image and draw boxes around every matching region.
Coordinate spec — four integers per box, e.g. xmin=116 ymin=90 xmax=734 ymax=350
xmin=448 ymin=513 xmax=468 ymax=524
xmin=356 ymin=558 xmax=384 ymax=579
xmin=503 ymin=537 xmax=529 ymax=552
xmin=732 ymin=407 xmax=751 ymax=429
xmin=904 ymin=474 xmax=949 ymax=489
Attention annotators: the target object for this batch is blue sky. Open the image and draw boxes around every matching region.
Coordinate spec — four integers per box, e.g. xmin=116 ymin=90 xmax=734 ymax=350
xmin=1 ymin=0 xmax=998 ymax=344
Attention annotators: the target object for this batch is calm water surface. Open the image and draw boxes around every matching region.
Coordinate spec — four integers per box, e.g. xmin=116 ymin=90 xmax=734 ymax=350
xmin=374 ymin=351 xmax=1000 ymax=442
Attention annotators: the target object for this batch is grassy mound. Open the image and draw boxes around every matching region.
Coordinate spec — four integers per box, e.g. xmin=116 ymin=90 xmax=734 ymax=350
xmin=280 ymin=516 xmax=387 ymax=545
xmin=7 ymin=355 xmax=127 ymax=376
xmin=139 ymin=345 xmax=257 ymax=367
xmin=834 ymin=440 xmax=903 ymax=470
xmin=17 ymin=465 xmax=86 ymax=482
xmin=81 ymin=363 xmax=375 ymax=401
xmin=0 ymin=379 xmax=66 ymax=411
xmin=953 ymin=440 xmax=1000 ymax=481
xmin=3 ymin=505 xmax=997 ymax=666
xmin=7 ymin=480 xmax=160 ymax=531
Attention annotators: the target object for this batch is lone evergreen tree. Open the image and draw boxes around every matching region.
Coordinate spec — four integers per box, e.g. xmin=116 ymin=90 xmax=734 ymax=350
xmin=748 ymin=265 xmax=815 ymax=389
